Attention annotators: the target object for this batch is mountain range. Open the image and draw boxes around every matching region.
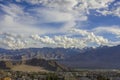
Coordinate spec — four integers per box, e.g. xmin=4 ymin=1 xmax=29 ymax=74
xmin=0 ymin=45 xmax=120 ymax=69
xmin=60 ymin=45 xmax=120 ymax=69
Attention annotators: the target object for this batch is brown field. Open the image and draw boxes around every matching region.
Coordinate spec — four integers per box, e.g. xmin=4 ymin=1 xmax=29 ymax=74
xmin=12 ymin=65 xmax=48 ymax=72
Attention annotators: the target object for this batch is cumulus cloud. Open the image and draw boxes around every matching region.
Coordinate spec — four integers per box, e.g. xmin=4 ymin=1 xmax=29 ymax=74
xmin=0 ymin=32 xmax=86 ymax=49
xmin=0 ymin=32 xmax=28 ymax=49
xmin=30 ymin=34 xmax=87 ymax=48
xmin=70 ymin=29 xmax=108 ymax=45
xmin=29 ymin=28 xmax=109 ymax=48
xmin=0 ymin=28 xmax=118 ymax=49
xmin=92 ymin=26 xmax=120 ymax=46
xmin=96 ymin=6 xmax=120 ymax=17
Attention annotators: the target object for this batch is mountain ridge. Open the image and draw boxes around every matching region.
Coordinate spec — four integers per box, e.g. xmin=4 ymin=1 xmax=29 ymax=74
xmin=0 ymin=45 xmax=120 ymax=69
xmin=60 ymin=45 xmax=120 ymax=69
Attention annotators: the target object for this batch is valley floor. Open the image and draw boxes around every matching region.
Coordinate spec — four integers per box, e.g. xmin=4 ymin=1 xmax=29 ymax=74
xmin=11 ymin=64 xmax=48 ymax=72
xmin=0 ymin=69 xmax=120 ymax=80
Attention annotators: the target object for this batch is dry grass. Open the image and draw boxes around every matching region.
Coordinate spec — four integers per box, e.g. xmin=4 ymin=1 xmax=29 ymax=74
xmin=12 ymin=65 xmax=48 ymax=72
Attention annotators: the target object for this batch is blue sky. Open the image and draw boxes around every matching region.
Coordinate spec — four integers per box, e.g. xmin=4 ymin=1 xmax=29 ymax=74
xmin=0 ymin=0 xmax=120 ymax=49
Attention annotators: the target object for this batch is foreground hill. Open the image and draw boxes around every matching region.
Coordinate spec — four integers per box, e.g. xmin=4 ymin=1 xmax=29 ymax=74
xmin=0 ymin=58 xmax=68 ymax=72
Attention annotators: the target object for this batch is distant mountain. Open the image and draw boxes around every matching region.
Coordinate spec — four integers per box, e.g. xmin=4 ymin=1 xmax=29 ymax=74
xmin=0 ymin=45 xmax=120 ymax=69
xmin=60 ymin=45 xmax=120 ymax=69
xmin=0 ymin=47 xmax=82 ymax=60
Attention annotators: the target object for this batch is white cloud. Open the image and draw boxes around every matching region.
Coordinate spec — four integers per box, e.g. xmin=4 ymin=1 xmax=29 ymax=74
xmin=0 ymin=32 xmax=28 ymax=49
xmin=0 ymin=0 xmax=120 ymax=49
xmin=70 ymin=29 xmax=108 ymax=45
xmin=0 ymin=32 xmax=86 ymax=49
xmin=31 ymin=35 xmax=55 ymax=44
xmin=0 ymin=15 xmax=43 ymax=35
xmin=112 ymin=7 xmax=120 ymax=17
xmin=33 ymin=8 xmax=74 ymax=23
xmin=0 ymin=3 xmax=66 ymax=35
xmin=85 ymin=0 xmax=114 ymax=9
xmin=29 ymin=28 xmax=109 ymax=49
xmin=93 ymin=26 xmax=120 ymax=38
xmin=14 ymin=0 xmax=120 ymax=20
xmin=1 ymin=27 xmax=119 ymax=49
xmin=30 ymin=34 xmax=87 ymax=48
xmin=96 ymin=6 xmax=120 ymax=17
xmin=17 ymin=0 xmax=88 ymax=22
xmin=0 ymin=3 xmax=24 ymax=17
xmin=92 ymin=26 xmax=120 ymax=47
xmin=24 ymin=0 xmax=78 ymax=11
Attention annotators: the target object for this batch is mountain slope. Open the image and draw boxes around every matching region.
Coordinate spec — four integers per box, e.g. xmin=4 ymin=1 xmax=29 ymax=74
xmin=25 ymin=58 xmax=69 ymax=71
xmin=59 ymin=45 xmax=120 ymax=69
xmin=0 ymin=58 xmax=69 ymax=72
